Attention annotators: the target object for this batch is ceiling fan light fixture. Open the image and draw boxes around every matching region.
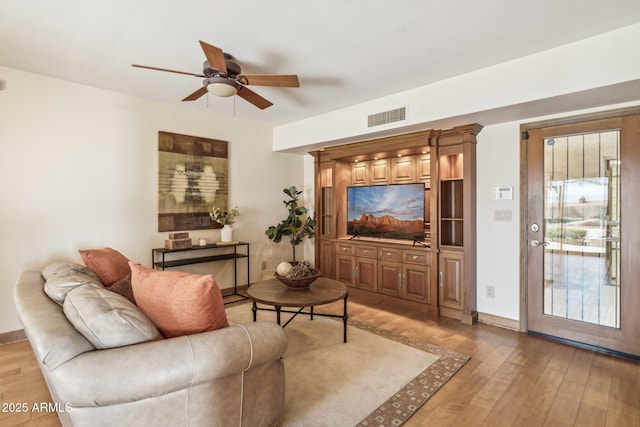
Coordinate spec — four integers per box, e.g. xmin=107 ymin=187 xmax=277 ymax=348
xmin=135 ymin=41 xmax=298 ymax=108
xmin=205 ymin=76 xmax=238 ymax=97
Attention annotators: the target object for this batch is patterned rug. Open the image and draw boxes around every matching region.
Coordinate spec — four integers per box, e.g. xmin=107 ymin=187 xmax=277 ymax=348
xmin=350 ymin=318 xmax=469 ymax=426
xmin=225 ymin=302 xmax=469 ymax=426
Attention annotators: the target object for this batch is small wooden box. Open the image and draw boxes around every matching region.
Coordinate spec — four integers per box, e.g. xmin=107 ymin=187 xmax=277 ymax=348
xmin=165 ymin=238 xmax=192 ymax=249
xmin=168 ymin=232 xmax=190 ymax=240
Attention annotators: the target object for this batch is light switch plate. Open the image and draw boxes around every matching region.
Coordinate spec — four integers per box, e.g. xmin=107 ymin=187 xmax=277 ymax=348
xmin=494 ymin=209 xmax=512 ymax=222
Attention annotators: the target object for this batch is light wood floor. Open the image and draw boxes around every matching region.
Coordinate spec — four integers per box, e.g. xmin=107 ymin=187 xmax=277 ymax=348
xmin=1 ymin=289 xmax=638 ymax=427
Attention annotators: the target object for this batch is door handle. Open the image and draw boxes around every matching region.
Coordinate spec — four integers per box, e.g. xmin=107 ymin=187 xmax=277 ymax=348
xmin=530 ymin=240 xmax=550 ymax=247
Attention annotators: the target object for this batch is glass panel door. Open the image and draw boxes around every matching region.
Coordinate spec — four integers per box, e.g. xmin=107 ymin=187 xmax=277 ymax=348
xmin=526 ymin=111 xmax=640 ymax=356
xmin=542 ymin=130 xmax=620 ymax=328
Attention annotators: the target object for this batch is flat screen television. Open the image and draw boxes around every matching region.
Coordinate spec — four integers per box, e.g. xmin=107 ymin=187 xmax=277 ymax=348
xmin=346 ymin=183 xmax=425 ymax=241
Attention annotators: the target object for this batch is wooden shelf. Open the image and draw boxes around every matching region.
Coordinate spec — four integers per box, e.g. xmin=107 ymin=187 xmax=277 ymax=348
xmin=441 ymin=219 xmax=464 ymax=246
xmin=440 ymin=153 xmax=463 ymax=180
xmin=441 ymin=180 xmax=464 ymax=221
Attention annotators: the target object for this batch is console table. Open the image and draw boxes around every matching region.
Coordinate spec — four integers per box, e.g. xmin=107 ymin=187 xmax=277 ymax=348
xmin=151 ymin=242 xmax=250 ymax=303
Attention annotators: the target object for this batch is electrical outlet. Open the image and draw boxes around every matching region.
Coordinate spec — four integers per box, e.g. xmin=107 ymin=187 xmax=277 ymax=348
xmin=486 ymin=286 xmax=495 ymax=299
xmin=261 ymin=261 xmax=267 ymax=271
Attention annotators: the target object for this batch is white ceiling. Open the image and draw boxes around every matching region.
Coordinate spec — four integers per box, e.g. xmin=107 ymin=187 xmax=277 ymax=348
xmin=2 ymin=0 xmax=640 ymax=128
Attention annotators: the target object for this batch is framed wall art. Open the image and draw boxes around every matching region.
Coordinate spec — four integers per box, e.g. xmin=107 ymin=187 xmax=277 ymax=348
xmin=157 ymin=131 xmax=228 ymax=232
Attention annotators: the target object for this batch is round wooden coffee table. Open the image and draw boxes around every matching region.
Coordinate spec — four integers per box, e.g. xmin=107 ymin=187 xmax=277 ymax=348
xmin=247 ymin=277 xmax=349 ymax=343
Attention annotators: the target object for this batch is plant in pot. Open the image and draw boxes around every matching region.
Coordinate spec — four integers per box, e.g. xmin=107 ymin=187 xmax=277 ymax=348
xmin=210 ymin=206 xmax=240 ymax=242
xmin=265 ymin=186 xmax=318 ymax=288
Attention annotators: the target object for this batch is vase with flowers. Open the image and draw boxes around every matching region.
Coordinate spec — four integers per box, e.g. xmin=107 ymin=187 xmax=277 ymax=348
xmin=210 ymin=206 xmax=240 ymax=242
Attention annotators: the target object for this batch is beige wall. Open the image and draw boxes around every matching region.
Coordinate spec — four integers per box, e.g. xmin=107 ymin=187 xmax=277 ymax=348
xmin=0 ymin=66 xmax=305 ymax=334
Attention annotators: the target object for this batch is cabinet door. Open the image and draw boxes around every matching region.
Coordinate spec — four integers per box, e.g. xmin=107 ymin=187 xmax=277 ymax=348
xmin=318 ymin=239 xmax=334 ymax=278
xmin=335 ymin=254 xmax=355 ymax=287
xmin=439 ymin=252 xmax=463 ymax=310
xmin=355 ymin=257 xmax=378 ymax=292
xmin=403 ymin=263 xmax=430 ymax=304
xmin=417 ymin=153 xmax=431 ymax=182
xmin=391 ymin=156 xmax=415 ymax=183
xmin=370 ymin=159 xmax=390 ymax=184
xmin=378 ymin=260 xmax=401 ymax=297
xmin=351 ymin=162 xmax=368 ymax=186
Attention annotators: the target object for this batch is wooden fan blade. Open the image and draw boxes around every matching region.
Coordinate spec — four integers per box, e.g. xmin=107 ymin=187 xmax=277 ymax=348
xmin=182 ymin=86 xmax=208 ymax=101
xmin=239 ymin=74 xmax=299 ymax=87
xmin=132 ymin=64 xmax=205 ymax=77
xmin=236 ymin=86 xmax=273 ymax=109
xmin=199 ymin=40 xmax=227 ymax=74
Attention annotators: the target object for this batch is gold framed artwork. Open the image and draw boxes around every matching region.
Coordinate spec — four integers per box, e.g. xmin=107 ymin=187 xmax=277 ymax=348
xmin=158 ymin=131 xmax=228 ymax=232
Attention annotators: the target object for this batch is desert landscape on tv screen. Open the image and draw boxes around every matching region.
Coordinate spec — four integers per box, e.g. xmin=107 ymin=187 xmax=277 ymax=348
xmin=347 ymin=184 xmax=424 ymax=240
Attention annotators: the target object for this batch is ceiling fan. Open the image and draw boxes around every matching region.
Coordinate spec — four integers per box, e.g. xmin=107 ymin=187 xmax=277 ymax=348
xmin=132 ymin=40 xmax=299 ymax=109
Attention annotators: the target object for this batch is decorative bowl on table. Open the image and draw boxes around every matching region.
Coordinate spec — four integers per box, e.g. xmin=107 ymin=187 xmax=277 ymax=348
xmin=274 ymin=269 xmax=321 ymax=290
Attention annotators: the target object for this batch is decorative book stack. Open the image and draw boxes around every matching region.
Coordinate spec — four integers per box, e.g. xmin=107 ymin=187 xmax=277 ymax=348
xmin=165 ymin=232 xmax=192 ymax=250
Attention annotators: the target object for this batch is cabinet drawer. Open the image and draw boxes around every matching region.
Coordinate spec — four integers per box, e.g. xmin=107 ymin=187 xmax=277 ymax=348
xmin=402 ymin=250 xmax=431 ymax=265
xmin=336 ymin=243 xmax=354 ymax=255
xmin=355 ymin=245 xmax=377 ymax=258
xmin=377 ymin=247 xmax=402 ymax=261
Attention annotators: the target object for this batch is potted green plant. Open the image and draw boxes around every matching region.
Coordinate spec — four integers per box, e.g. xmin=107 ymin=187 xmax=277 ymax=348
xmin=265 ymin=186 xmax=316 ymax=262
xmin=210 ymin=206 xmax=240 ymax=242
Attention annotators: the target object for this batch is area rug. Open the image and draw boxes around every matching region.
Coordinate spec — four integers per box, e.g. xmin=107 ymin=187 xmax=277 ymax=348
xmin=225 ymin=304 xmax=469 ymax=426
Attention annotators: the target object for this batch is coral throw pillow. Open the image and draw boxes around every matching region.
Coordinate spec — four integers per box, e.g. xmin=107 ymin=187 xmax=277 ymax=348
xmin=129 ymin=262 xmax=229 ymax=338
xmin=79 ymin=247 xmax=130 ymax=286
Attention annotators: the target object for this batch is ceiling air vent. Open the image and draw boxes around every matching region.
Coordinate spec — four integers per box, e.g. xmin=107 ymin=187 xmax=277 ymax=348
xmin=367 ymin=107 xmax=406 ymax=127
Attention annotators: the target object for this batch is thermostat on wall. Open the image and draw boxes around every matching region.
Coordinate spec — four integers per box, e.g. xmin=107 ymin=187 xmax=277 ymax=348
xmin=492 ymin=186 xmax=513 ymax=200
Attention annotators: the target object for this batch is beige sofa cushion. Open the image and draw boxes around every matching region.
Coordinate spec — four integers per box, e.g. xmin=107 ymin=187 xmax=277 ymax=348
xmin=63 ymin=284 xmax=162 ymax=349
xmin=42 ymin=261 xmax=100 ymax=281
xmin=44 ymin=262 xmax=104 ymax=305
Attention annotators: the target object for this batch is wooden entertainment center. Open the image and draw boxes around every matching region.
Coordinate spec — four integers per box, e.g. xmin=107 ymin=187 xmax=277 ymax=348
xmin=311 ymin=123 xmax=482 ymax=324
